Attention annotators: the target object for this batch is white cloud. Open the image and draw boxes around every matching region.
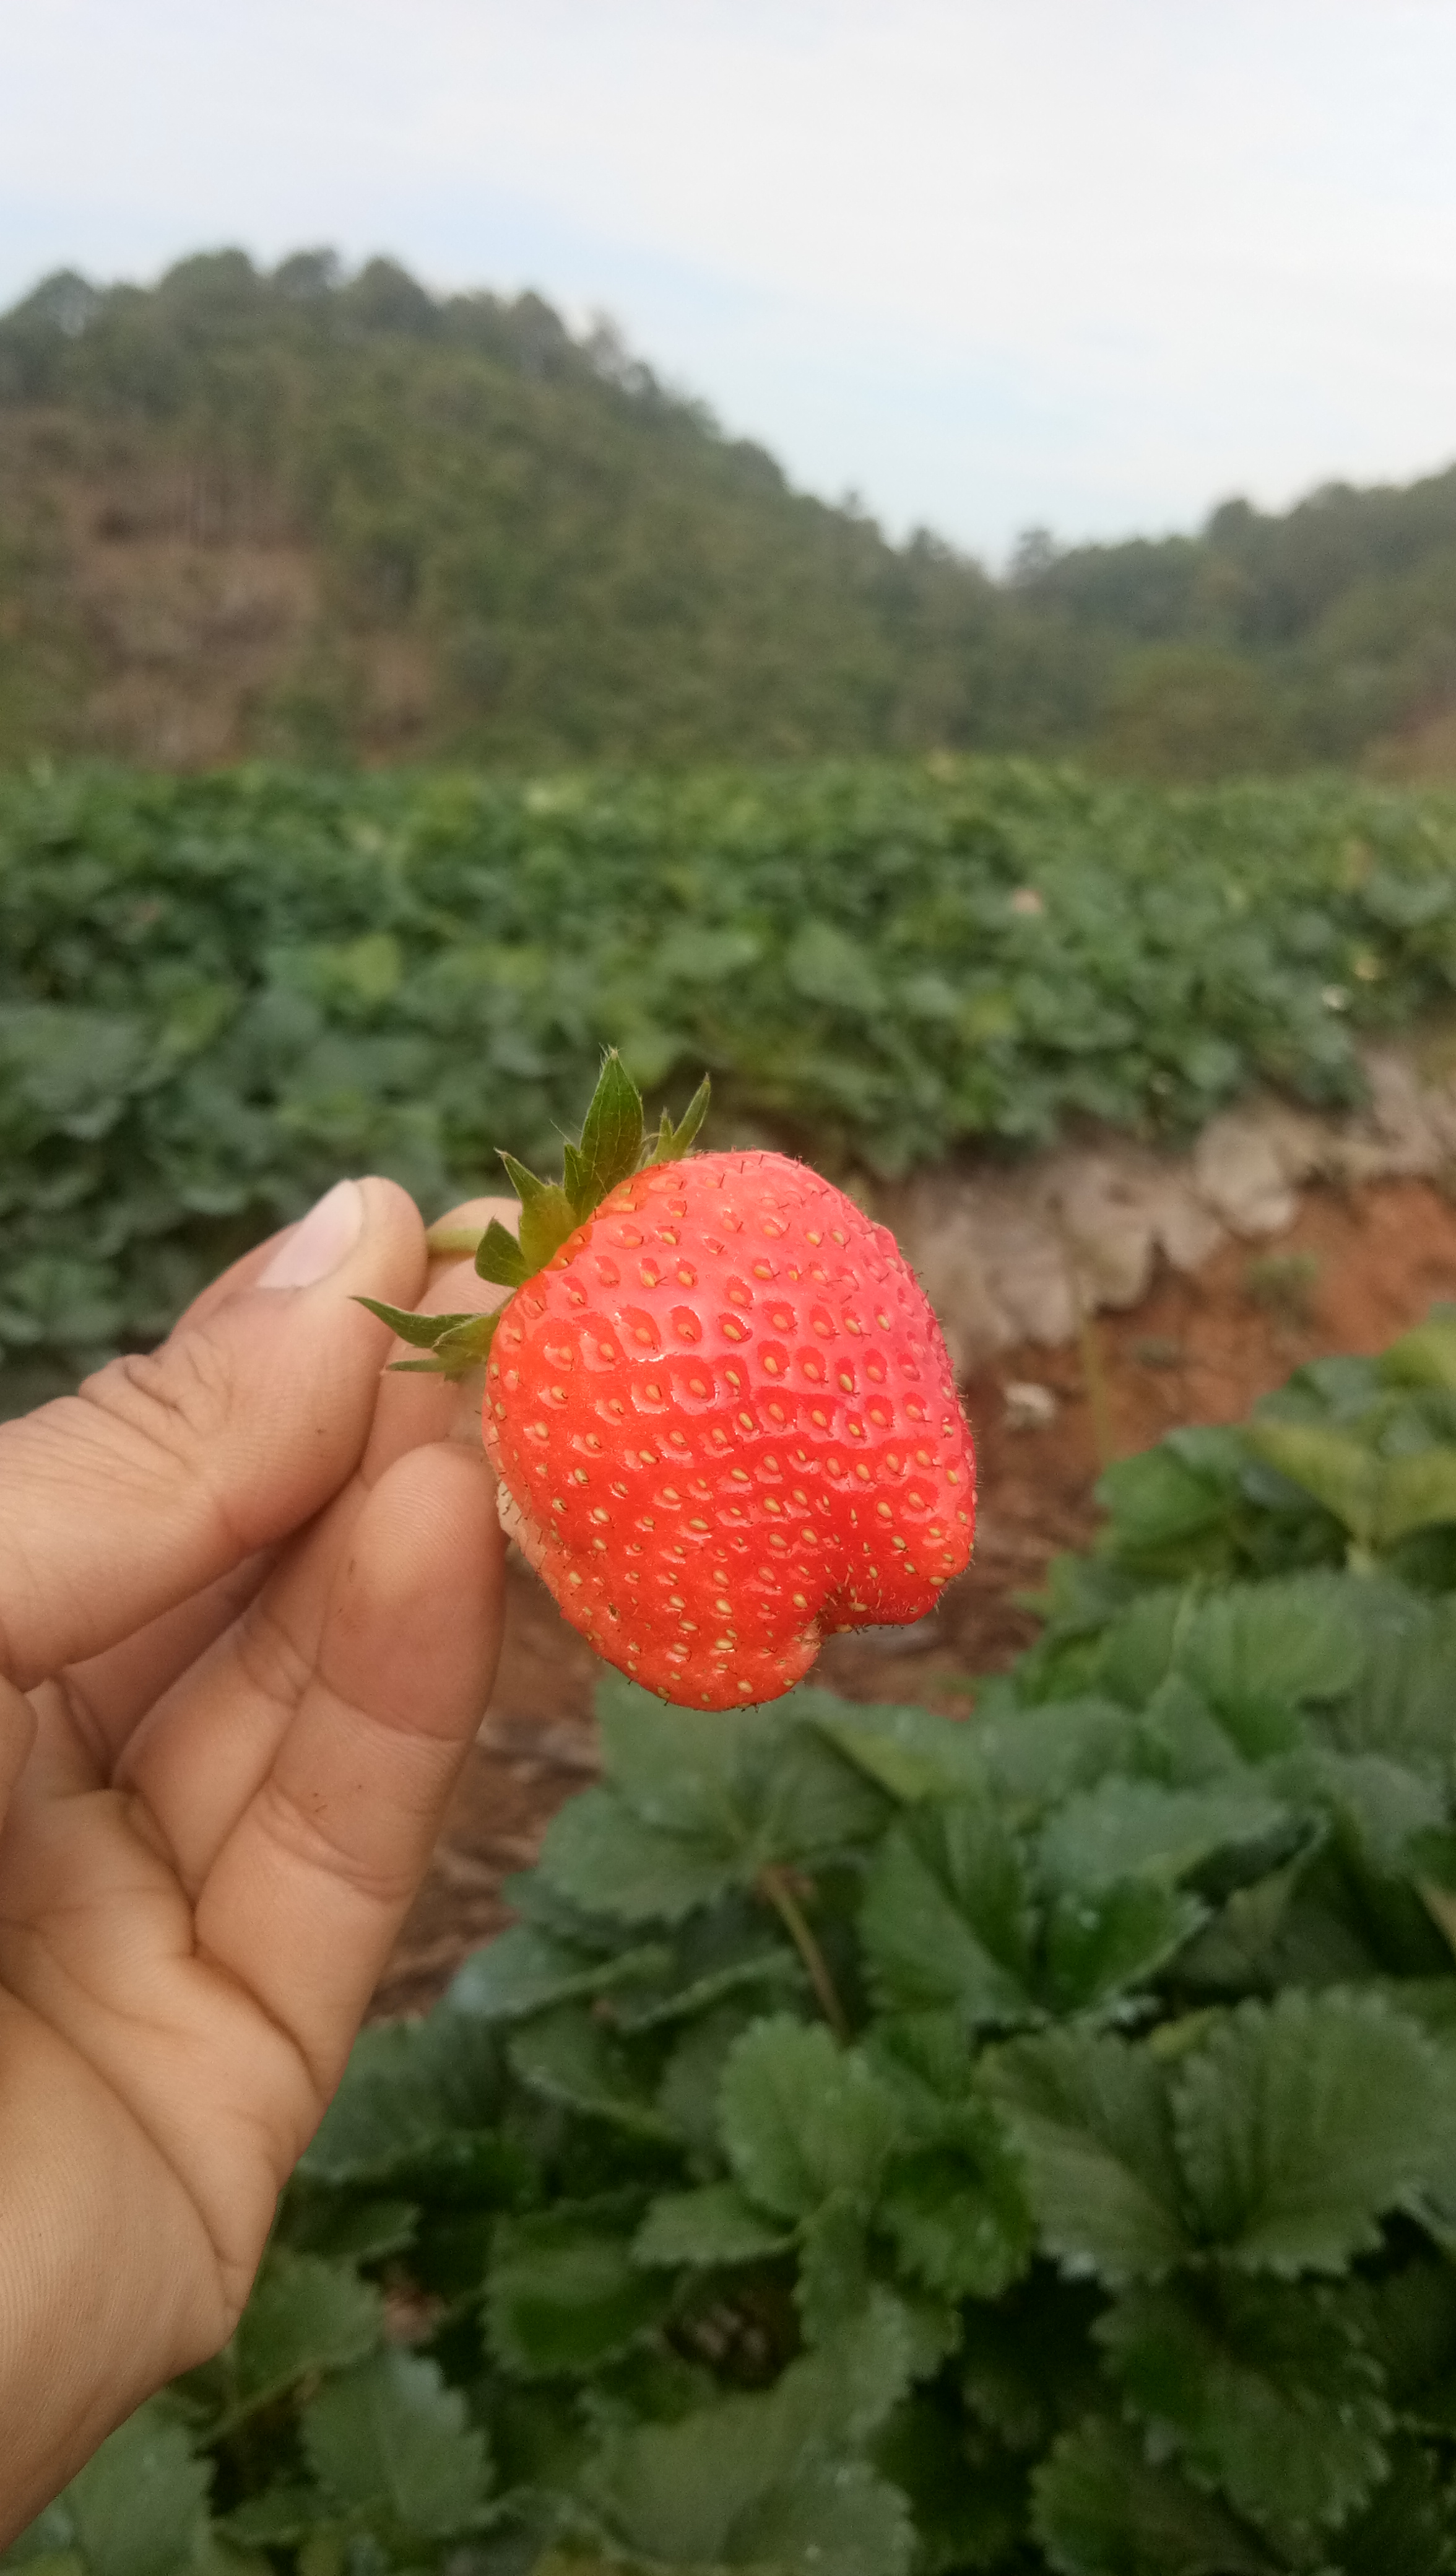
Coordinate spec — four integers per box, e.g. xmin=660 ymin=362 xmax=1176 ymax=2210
xmin=4 ymin=0 xmax=1456 ymax=555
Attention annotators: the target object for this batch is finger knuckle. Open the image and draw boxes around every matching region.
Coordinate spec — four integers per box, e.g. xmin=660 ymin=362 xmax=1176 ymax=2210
xmin=253 ymin=1770 xmax=414 ymax=1913
xmin=74 ymin=1330 xmax=255 ymax=1559
xmin=82 ymin=1331 xmax=237 ymax=1471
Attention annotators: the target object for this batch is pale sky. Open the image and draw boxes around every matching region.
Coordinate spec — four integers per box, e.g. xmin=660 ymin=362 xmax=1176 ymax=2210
xmin=5 ymin=0 xmax=1456 ymax=563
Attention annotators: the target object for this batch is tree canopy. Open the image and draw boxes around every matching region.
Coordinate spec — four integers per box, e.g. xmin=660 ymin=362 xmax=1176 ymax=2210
xmin=1 ymin=248 xmax=1453 ymax=777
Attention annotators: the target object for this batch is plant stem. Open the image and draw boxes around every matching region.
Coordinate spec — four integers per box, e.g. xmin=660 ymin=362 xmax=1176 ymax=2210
xmin=424 ymin=1219 xmax=488 ymax=1257
xmin=756 ymin=1864 xmax=851 ymax=2045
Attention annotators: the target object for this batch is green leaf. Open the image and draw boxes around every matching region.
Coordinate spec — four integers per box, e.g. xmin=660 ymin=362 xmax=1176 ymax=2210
xmin=287 ymin=2195 xmax=417 ymax=2266
xmin=1352 ymin=2250 xmax=1456 ymax=2428
xmin=432 ymin=1309 xmax=502 ymax=1366
xmin=633 ymin=2181 xmax=796 ymax=2269
xmin=874 ymin=2388 xmax=1027 ymax=2576
xmin=596 ymin=1678 xmax=886 ymax=1869
xmin=1177 ymin=1572 xmax=1366 ymax=1756
xmin=573 ymin=1051 xmax=645 ymax=1214
xmin=352 ymin=1295 xmax=477 ymax=1349
xmin=226 ymin=2248 xmax=383 ymax=2422
xmin=1036 ymin=1779 xmax=1291 ymax=1897
xmin=1335 ymin=1593 xmax=1456 ymax=1770
xmin=221 ymin=2484 xmax=325 ymax=2551
xmin=561 ymin=1137 xmax=588 ymax=1206
xmin=380 ymin=1301 xmax=501 ymax=1372
xmin=1096 ymin=1432 xmax=1249 ymax=1568
xmin=1242 ymin=1419 xmax=1380 ymax=1546
xmin=656 ymin=926 xmax=761 ymax=986
xmin=795 ymin=2191 xmax=872 ymax=2346
xmin=578 ymin=2302 xmax=914 ymax=2572
xmin=536 ymin=1786 xmax=740 ymax=1924
xmin=297 ymin=2009 xmax=518 ymax=2201
xmin=719 ymin=2017 xmax=901 ymax=2220
xmin=1171 ymin=1850 xmax=1316 ymax=1998
xmin=958 ymin=2268 xmax=1103 ymax=2457
xmin=537 ymin=1690 xmax=885 ymax=1930
xmin=865 ymin=2004 xmax=987 ymax=2123
xmin=487 ymin=2202 xmax=670 ymax=2377
xmin=1377 ymin=1443 xmax=1456 ymax=1546
xmin=784 ymin=918 xmax=882 ymax=1014
xmin=597 ymin=1677 xmax=753 ymax=1835
xmin=11 ymin=2401 xmax=213 ymax=2576
xmin=654 ymin=2002 xmax=765 ymax=2162
xmin=496 ymin=1146 xmax=549 ymax=1206
xmin=1172 ymin=1989 xmax=1449 ymax=2272
xmin=1335 ymin=2440 xmax=1455 ymax=2576
xmin=1033 ymin=2416 xmax=1276 ymax=2576
xmin=1098 ymin=2276 xmax=1390 ymax=2554
xmin=499 ymin=1156 xmax=581 ymax=1272
xmin=987 ymin=2030 xmax=1189 ymax=2285
xmin=648 ymin=1074 xmax=711 ymax=1164
xmin=1043 ymin=1878 xmax=1205 ymax=2015
xmin=301 ymin=2346 xmax=491 ymax=2539
xmin=878 ymin=2101 xmax=1034 ymax=2300
xmin=474 ymin=1216 xmax=530 ymax=1287
xmin=977 ymin=1697 xmax=1142 ymax=1816
xmin=1302 ymin=1751 xmax=1450 ymax=1980
xmin=449 ymin=1925 xmax=671 ymax=2023
xmin=1093 ymin=1586 xmax=1190 ymax=1710
xmin=808 ymin=1693 xmax=987 ymax=1805
xmin=0 ymin=2525 xmax=83 ymax=2567
xmin=859 ymin=1798 xmax=1038 ymax=2030
xmin=1134 ymin=1671 xmax=1250 ymax=1791
xmin=1380 ymin=1316 xmax=1456 ymax=1391
xmin=507 ymin=2003 xmax=680 ymax=2142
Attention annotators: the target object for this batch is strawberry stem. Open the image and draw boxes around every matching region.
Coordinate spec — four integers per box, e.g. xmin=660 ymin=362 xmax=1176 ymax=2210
xmin=423 ymin=1220 xmax=490 ymax=1257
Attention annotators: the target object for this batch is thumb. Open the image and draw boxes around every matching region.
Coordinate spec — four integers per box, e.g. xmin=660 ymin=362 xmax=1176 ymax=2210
xmin=0 ymin=1178 xmax=425 ymax=1693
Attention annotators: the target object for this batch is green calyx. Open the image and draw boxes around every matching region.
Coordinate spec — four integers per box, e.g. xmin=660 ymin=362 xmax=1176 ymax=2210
xmin=355 ymin=1053 xmax=709 ymax=1377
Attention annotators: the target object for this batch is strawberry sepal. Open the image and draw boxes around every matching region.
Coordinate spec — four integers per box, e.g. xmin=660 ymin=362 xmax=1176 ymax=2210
xmin=353 ymin=1296 xmax=501 ymax=1377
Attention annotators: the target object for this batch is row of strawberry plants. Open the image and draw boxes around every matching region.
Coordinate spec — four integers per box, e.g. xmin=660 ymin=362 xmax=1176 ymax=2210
xmin=16 ymin=1313 xmax=1456 ymax=2574
xmin=5 ymin=755 xmax=1456 ymax=1392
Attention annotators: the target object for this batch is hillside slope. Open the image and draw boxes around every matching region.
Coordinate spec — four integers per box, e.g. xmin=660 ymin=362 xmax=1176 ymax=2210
xmin=0 ymin=251 xmax=1089 ymax=769
xmin=1014 ymin=470 xmax=1456 ymax=779
xmin=4 ymin=248 xmax=1456 ymax=776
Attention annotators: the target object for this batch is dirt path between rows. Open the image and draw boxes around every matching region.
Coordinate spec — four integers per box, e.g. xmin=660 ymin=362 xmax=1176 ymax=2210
xmin=371 ymin=1173 xmax=1456 ymax=2017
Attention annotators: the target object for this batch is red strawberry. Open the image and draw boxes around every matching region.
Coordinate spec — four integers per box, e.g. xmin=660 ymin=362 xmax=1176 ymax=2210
xmin=363 ymin=1059 xmax=975 ymax=1711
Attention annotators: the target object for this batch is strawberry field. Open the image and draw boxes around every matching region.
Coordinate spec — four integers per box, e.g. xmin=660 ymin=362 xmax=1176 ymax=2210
xmin=17 ymin=1319 xmax=1456 ymax=2573
xmin=12 ymin=754 xmax=1456 ymax=2570
xmin=5 ymin=756 xmax=1456 ymax=1401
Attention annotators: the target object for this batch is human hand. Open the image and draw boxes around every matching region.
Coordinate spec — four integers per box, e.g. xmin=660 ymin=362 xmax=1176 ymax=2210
xmin=0 ymin=1178 xmax=514 ymax=2536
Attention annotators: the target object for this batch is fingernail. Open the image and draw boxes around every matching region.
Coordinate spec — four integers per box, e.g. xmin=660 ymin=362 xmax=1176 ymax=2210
xmin=259 ymin=1180 xmax=365 ymax=1289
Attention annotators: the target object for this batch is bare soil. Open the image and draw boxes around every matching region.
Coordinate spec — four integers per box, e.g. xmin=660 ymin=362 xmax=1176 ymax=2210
xmin=371 ymin=1175 xmax=1456 ymax=2017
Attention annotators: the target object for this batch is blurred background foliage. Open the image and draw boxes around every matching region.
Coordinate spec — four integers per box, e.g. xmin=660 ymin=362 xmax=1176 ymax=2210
xmin=4 ymin=248 xmax=1456 ymax=782
xmin=5 ymin=753 xmax=1456 ymax=1411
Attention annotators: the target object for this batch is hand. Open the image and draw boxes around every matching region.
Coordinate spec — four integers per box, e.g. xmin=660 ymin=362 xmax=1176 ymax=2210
xmin=0 ymin=1178 xmax=514 ymax=2536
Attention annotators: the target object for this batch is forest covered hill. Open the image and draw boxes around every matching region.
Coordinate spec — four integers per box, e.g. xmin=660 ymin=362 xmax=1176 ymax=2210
xmin=2 ymin=247 xmax=1455 ymax=778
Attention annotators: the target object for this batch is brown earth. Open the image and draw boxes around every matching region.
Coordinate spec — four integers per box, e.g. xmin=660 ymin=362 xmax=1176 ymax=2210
xmin=0 ymin=417 xmax=433 ymax=765
xmin=371 ymin=1173 xmax=1456 ymax=2017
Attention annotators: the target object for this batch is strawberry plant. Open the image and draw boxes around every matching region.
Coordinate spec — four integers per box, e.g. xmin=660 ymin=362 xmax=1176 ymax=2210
xmin=6 ymin=756 xmax=1456 ymax=1403
xmin=17 ymin=1327 xmax=1456 ymax=2572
